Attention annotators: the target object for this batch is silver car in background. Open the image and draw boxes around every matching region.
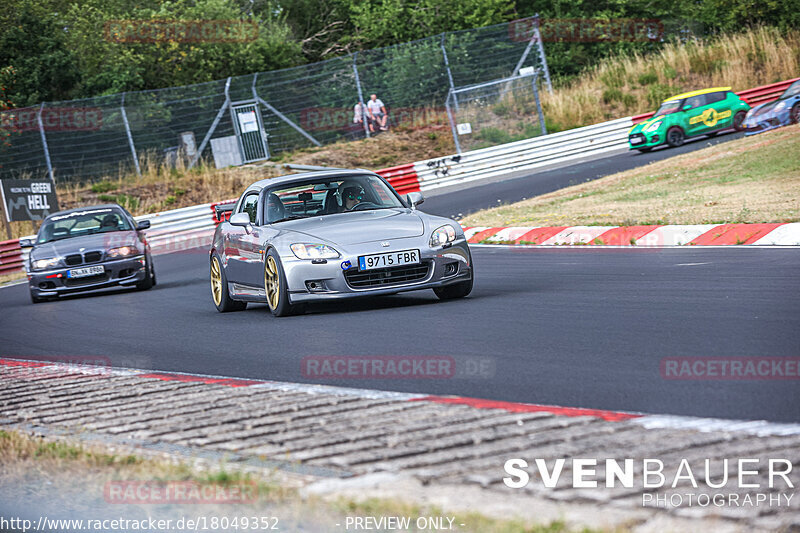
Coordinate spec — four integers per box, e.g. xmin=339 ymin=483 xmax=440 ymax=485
xmin=210 ymin=169 xmax=473 ymax=316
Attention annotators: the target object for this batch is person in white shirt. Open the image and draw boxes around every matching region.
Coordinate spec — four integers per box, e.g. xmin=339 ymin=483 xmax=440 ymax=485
xmin=353 ymin=101 xmax=365 ymax=124
xmin=366 ymin=94 xmax=388 ymax=131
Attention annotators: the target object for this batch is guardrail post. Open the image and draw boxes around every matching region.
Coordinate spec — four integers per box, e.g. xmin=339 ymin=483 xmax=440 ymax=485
xmin=190 ymin=77 xmax=231 ymax=169
xmin=534 ymin=15 xmax=553 ymax=94
xmin=36 ymin=103 xmax=54 ymax=181
xmin=352 ymin=52 xmax=370 ymax=139
xmin=440 ymin=33 xmax=458 ymax=111
xmin=120 ymin=93 xmax=141 ymax=177
xmin=445 ymin=90 xmax=462 ymax=154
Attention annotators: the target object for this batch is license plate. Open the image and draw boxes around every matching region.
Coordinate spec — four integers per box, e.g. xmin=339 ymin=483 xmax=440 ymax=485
xmin=629 ymin=136 xmax=644 ymax=145
xmin=358 ymin=249 xmax=420 ymax=271
xmin=67 ymin=266 xmax=104 ymax=278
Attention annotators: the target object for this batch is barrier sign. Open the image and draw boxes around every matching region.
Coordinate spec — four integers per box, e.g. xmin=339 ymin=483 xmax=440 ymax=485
xmin=0 ymin=178 xmax=60 ymax=222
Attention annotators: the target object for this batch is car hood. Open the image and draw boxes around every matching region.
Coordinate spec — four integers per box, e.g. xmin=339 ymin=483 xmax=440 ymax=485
xmin=750 ymin=101 xmax=777 ymax=117
xmin=277 ymin=209 xmax=425 ymax=246
xmin=31 ymin=231 xmax=139 ymax=260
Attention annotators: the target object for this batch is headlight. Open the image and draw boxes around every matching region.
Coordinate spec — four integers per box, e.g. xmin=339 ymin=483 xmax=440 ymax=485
xmin=430 ymin=224 xmax=457 ymax=247
xmin=32 ymin=257 xmax=60 ymax=271
xmin=107 ymin=246 xmax=136 ymax=258
xmin=774 ymin=101 xmax=787 ymax=111
xmin=644 ymin=120 xmax=663 ymax=133
xmin=290 ymin=243 xmax=340 ymax=259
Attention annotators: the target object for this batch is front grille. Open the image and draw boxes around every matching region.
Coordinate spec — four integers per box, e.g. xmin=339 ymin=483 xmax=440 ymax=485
xmin=64 ymin=251 xmax=104 ymax=266
xmin=344 ymin=262 xmax=430 ymax=288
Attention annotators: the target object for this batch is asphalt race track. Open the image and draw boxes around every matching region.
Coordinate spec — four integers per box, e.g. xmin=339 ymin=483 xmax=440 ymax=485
xmin=2 ymin=245 xmax=798 ymax=423
xmin=424 ymin=131 xmax=745 ymax=219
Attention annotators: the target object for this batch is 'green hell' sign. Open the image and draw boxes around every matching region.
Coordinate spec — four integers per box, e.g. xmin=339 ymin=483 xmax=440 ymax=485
xmin=0 ymin=179 xmax=60 ymax=222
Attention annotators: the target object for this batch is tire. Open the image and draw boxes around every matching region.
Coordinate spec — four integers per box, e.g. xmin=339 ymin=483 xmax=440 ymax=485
xmin=636 ymin=147 xmax=652 ymax=152
xmin=666 ymin=127 xmax=685 ymax=147
xmin=30 ymin=291 xmax=47 ymax=304
xmin=733 ymin=110 xmax=747 ymax=132
xmin=264 ymin=248 xmax=294 ymax=317
xmin=210 ymin=253 xmax=246 ymax=312
xmin=136 ymin=254 xmax=156 ymax=290
xmin=790 ymin=103 xmax=800 ymax=124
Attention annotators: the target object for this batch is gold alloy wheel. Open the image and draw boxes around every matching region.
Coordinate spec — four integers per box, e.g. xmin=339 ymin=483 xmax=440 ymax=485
xmin=264 ymin=255 xmax=280 ymax=310
xmin=210 ymin=257 xmax=223 ymax=306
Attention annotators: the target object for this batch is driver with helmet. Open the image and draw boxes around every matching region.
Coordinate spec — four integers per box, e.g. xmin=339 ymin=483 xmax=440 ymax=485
xmin=341 ymin=185 xmax=366 ymax=211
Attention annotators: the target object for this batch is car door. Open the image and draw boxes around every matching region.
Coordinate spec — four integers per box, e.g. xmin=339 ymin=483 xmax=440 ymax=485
xmin=225 ymin=192 xmax=260 ymax=285
xmin=683 ymin=94 xmax=712 ymax=137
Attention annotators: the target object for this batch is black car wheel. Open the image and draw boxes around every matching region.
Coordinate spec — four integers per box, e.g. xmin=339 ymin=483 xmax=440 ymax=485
xmin=733 ymin=110 xmax=747 ymax=132
xmin=264 ymin=248 xmax=295 ymax=317
xmin=210 ymin=253 xmax=246 ymax=312
xmin=666 ymin=127 xmax=685 ymax=147
xmin=791 ymin=103 xmax=800 ymax=124
xmin=136 ymin=254 xmax=156 ymax=290
xmin=434 ymin=251 xmax=474 ymax=300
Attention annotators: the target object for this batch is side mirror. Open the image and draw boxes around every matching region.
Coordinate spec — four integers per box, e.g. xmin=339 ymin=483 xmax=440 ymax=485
xmin=682 ymin=104 xmax=692 ymax=111
xmin=229 ymin=212 xmax=252 ymax=227
xmin=407 ymin=192 xmax=424 ymax=209
xmin=19 ymin=238 xmax=34 ymax=248
xmin=136 ymin=220 xmax=151 ymax=231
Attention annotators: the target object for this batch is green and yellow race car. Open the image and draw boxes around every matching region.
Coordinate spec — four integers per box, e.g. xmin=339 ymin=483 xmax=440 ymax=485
xmin=628 ymin=87 xmax=751 ymax=152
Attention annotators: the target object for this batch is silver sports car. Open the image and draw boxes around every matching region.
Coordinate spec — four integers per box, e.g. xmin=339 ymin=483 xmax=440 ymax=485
xmin=209 ymin=169 xmax=473 ymax=316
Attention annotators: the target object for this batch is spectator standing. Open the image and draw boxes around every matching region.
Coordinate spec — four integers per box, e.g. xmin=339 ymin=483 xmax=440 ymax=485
xmin=367 ymin=94 xmax=388 ymax=131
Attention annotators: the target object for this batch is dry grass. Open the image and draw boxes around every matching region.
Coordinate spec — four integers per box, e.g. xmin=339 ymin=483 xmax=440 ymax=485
xmin=543 ymin=27 xmax=800 ymax=131
xmin=461 ymin=125 xmax=800 ymax=228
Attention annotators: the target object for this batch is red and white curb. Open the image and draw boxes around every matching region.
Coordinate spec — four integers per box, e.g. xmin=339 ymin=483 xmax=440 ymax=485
xmin=463 ymin=222 xmax=800 ymax=246
xmin=3 ymin=358 xmax=799 ymax=437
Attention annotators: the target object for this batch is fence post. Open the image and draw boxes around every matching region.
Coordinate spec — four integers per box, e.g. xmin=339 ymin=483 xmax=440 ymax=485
xmin=534 ymin=15 xmax=553 ymax=94
xmin=352 ymin=52 xmax=370 ymax=138
xmin=532 ymin=71 xmax=547 ymax=136
xmin=252 ymin=73 xmax=321 ymax=147
xmin=440 ymin=33 xmax=458 ymax=111
xmin=445 ymin=90 xmax=462 ymax=155
xmin=120 ymin=93 xmax=141 ymax=177
xmin=36 ymin=103 xmax=54 ymax=181
xmin=190 ymin=77 xmax=231 ymax=169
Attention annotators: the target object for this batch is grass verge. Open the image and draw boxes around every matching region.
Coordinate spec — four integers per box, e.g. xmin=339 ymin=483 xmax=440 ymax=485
xmin=0 ymin=429 xmax=601 ymax=533
xmin=461 ymin=126 xmax=800 ymax=228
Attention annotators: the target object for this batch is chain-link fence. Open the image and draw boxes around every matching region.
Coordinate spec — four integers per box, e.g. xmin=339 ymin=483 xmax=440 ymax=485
xmin=0 ymin=16 xmax=549 ymax=184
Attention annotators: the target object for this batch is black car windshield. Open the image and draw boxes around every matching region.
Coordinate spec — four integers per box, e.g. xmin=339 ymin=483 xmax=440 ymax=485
xmin=262 ymin=175 xmax=405 ymax=224
xmin=781 ymin=80 xmax=800 ymax=99
xmin=37 ymin=208 xmax=132 ymax=243
xmin=653 ymin=99 xmax=682 ymax=117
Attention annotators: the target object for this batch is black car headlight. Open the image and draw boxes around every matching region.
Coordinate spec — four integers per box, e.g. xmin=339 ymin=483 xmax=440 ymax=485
xmin=107 ymin=246 xmax=136 ymax=258
xmin=31 ymin=257 xmax=60 ymax=271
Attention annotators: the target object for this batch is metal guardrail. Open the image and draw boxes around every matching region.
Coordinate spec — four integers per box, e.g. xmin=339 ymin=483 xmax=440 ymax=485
xmin=0 ymin=239 xmax=23 ymax=275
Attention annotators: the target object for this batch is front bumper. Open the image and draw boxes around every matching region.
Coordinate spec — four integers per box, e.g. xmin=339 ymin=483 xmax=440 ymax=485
xmin=282 ymin=239 xmax=473 ymax=304
xmin=28 ymin=255 xmax=148 ymax=297
xmin=628 ymin=131 xmax=663 ymax=149
xmin=742 ymin=111 xmax=789 ymax=136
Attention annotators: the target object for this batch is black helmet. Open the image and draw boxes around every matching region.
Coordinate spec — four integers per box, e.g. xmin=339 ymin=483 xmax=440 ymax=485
xmin=342 ymin=185 xmax=365 ymax=203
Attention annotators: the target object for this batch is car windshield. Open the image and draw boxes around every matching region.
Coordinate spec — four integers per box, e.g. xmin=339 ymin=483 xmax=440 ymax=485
xmin=653 ymin=100 xmax=682 ymax=117
xmin=37 ymin=208 xmax=131 ymax=244
xmin=781 ymin=80 xmax=800 ymax=99
xmin=262 ymin=174 xmax=404 ymax=224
